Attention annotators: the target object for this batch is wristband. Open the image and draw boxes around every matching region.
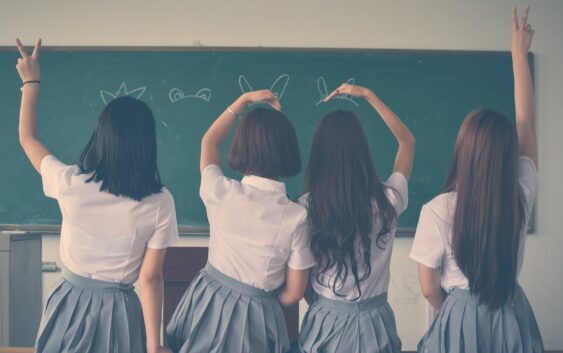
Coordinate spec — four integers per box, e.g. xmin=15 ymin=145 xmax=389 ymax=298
xmin=20 ymin=80 xmax=41 ymax=92
xmin=227 ymin=106 xmax=241 ymax=120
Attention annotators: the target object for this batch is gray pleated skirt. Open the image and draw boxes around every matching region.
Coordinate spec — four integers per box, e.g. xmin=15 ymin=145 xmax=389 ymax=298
xmin=35 ymin=268 xmax=146 ymax=353
xmin=166 ymin=263 xmax=290 ymax=353
xmin=418 ymin=285 xmax=544 ymax=353
xmin=296 ymin=292 xmax=402 ymax=353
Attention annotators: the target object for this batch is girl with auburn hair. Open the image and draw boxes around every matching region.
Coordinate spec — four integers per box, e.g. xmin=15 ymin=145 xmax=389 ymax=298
xmin=296 ymin=84 xmax=415 ymax=353
xmin=166 ymin=90 xmax=315 ymax=353
xmin=15 ymin=40 xmax=178 ymax=353
xmin=410 ymin=7 xmax=544 ymax=353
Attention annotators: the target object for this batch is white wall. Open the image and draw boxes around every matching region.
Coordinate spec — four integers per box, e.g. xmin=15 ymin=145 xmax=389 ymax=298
xmin=2 ymin=0 xmax=562 ymax=350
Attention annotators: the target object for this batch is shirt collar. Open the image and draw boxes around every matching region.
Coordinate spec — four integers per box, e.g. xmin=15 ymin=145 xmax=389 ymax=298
xmin=241 ymin=175 xmax=286 ymax=194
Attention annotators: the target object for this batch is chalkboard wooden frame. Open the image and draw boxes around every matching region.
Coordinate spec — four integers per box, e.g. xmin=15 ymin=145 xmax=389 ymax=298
xmin=0 ymin=46 xmax=535 ymax=236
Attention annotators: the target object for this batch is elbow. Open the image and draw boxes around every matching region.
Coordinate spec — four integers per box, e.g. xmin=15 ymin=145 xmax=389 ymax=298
xmin=420 ymin=285 xmax=439 ymax=302
xmin=139 ymin=271 xmax=164 ymax=286
xmin=280 ymin=290 xmax=305 ymax=307
xmin=404 ymin=131 xmax=416 ymax=150
xmin=19 ymin=135 xmax=31 ymax=149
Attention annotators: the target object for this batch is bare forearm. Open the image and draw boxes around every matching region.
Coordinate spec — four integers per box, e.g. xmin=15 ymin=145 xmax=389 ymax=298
xmin=19 ymin=85 xmax=40 ymax=144
xmin=200 ymin=94 xmax=248 ymax=171
xmin=140 ymin=277 xmax=164 ymax=353
xmin=426 ymin=288 xmax=447 ymax=310
xmin=513 ymin=54 xmax=537 ymax=161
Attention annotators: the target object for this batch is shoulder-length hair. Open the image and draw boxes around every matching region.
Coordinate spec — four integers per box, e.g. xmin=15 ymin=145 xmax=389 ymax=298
xmin=228 ymin=107 xmax=301 ymax=178
xmin=79 ymin=96 xmax=163 ymax=201
xmin=445 ymin=108 xmax=526 ymax=309
xmin=304 ymin=110 xmax=397 ymax=299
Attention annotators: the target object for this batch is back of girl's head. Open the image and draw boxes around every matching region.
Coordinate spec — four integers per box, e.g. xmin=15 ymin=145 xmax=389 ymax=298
xmin=228 ymin=107 xmax=301 ymax=178
xmin=305 ymin=110 xmax=397 ymax=298
xmin=445 ymin=108 xmax=524 ymax=309
xmin=79 ymin=96 xmax=163 ymax=201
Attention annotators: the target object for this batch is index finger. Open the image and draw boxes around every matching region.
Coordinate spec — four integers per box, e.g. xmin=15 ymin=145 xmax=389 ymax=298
xmin=324 ymin=84 xmax=346 ymax=102
xmin=521 ymin=6 xmax=530 ymax=29
xmin=32 ymin=39 xmax=42 ymax=58
xmin=15 ymin=39 xmax=29 ymax=58
xmin=268 ymin=99 xmax=282 ymax=111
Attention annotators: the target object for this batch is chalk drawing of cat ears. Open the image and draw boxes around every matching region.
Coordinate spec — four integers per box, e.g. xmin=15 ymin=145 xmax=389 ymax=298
xmin=100 ymin=82 xmax=146 ymax=105
xmin=169 ymin=88 xmax=212 ymax=103
xmin=238 ymin=74 xmax=290 ymax=104
xmin=315 ymin=77 xmax=359 ymax=106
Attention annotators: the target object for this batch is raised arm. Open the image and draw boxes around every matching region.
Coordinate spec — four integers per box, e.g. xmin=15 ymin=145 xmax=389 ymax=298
xmin=15 ymin=39 xmax=51 ymax=173
xmin=512 ymin=6 xmax=537 ymax=166
xmin=200 ymin=90 xmax=281 ymax=173
xmin=325 ymin=84 xmax=415 ymax=180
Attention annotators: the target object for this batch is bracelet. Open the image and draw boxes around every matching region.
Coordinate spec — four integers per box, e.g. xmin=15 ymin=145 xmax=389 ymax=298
xmin=227 ymin=106 xmax=241 ymax=120
xmin=20 ymin=80 xmax=41 ymax=92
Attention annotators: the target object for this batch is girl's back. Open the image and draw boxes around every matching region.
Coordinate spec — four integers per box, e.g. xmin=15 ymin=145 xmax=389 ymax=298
xmin=42 ymin=155 xmax=177 ymax=283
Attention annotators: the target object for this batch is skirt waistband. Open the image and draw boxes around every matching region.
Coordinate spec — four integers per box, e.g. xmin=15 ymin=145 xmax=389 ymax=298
xmin=448 ymin=284 xmax=523 ymax=302
xmin=315 ymin=292 xmax=389 ymax=312
xmin=61 ymin=267 xmax=135 ymax=292
xmin=204 ymin=263 xmax=278 ymax=298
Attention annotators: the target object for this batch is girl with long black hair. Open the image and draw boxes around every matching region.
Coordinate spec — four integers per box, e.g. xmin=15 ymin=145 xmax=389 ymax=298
xmin=296 ymin=84 xmax=415 ymax=353
xmin=15 ymin=40 xmax=178 ymax=353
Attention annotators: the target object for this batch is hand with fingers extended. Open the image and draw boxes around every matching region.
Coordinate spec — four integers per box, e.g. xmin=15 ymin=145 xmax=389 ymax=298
xmin=512 ymin=6 xmax=534 ymax=59
xmin=242 ymin=89 xmax=282 ymax=111
xmin=15 ymin=38 xmax=42 ymax=83
xmin=324 ymin=83 xmax=372 ymax=102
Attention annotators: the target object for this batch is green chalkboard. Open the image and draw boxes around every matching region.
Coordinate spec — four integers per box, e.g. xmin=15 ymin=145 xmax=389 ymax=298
xmin=0 ymin=48 xmax=520 ymax=230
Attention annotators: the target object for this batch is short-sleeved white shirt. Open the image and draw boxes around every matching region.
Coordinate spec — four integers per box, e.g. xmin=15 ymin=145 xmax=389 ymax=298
xmin=410 ymin=156 xmax=538 ymax=291
xmin=300 ymin=172 xmax=409 ymax=301
xmin=41 ymin=155 xmax=179 ymax=284
xmin=200 ymin=164 xmax=316 ymax=291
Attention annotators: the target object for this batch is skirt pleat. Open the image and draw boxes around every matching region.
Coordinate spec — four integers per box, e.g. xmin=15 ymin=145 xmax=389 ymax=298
xmin=297 ymin=292 xmax=402 ymax=353
xmin=35 ymin=268 xmax=146 ymax=353
xmin=166 ymin=263 xmax=290 ymax=353
xmin=418 ymin=285 xmax=544 ymax=353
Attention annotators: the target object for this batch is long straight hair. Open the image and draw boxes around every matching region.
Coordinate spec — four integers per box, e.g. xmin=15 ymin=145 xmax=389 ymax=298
xmin=304 ymin=110 xmax=397 ymax=299
xmin=445 ymin=109 xmax=525 ymax=309
xmin=79 ymin=96 xmax=163 ymax=201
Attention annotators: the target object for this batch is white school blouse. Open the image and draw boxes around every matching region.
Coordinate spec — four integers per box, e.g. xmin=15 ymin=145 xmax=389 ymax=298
xmin=410 ymin=156 xmax=538 ymax=291
xmin=41 ymin=155 xmax=179 ymax=284
xmin=200 ymin=164 xmax=316 ymax=291
xmin=299 ymin=172 xmax=409 ymax=301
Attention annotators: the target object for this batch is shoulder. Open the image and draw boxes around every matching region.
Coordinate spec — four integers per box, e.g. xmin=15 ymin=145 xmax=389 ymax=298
xmin=142 ymin=187 xmax=176 ymax=209
xmin=423 ymin=192 xmax=456 ymax=224
xmin=383 ymin=172 xmax=409 ymax=214
xmin=284 ymin=198 xmax=309 ymax=229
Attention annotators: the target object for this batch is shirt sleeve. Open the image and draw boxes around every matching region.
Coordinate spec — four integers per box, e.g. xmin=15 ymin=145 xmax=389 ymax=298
xmin=40 ymin=155 xmax=73 ymax=199
xmin=385 ymin=172 xmax=409 ymax=216
xmin=199 ymin=164 xmax=234 ymax=207
xmin=518 ymin=156 xmax=538 ymax=216
xmin=147 ymin=190 xmax=179 ymax=249
xmin=287 ymin=216 xmax=316 ymax=270
xmin=410 ymin=205 xmax=446 ymax=269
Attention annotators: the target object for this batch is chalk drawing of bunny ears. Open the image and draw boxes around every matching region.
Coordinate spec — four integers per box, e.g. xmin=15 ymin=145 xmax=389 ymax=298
xmin=316 ymin=77 xmax=359 ymax=106
xmin=169 ymin=87 xmax=212 ymax=103
xmin=100 ymin=82 xmax=146 ymax=105
xmin=238 ymin=74 xmax=290 ymax=104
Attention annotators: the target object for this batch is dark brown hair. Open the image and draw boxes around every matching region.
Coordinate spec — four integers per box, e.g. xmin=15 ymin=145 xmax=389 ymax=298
xmin=445 ymin=109 xmax=526 ymax=309
xmin=304 ymin=110 xmax=397 ymax=299
xmin=228 ymin=107 xmax=301 ymax=178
